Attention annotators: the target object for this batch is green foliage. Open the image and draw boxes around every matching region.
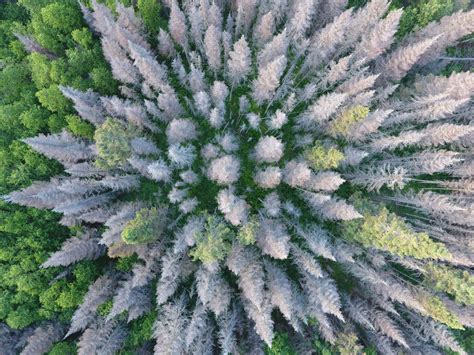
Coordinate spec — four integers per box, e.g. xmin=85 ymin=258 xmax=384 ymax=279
xmin=123 ymin=312 xmax=156 ymax=349
xmin=30 ymin=1 xmax=83 ymax=53
xmin=0 ymin=0 xmax=111 ymax=334
xmin=46 ymin=113 xmax=67 ymax=132
xmin=36 ymin=85 xmax=70 ymax=113
xmin=348 ymin=0 xmax=369 ymax=7
xmin=343 ymin=206 xmax=451 ymax=260
xmin=18 ymin=0 xmax=56 ymax=13
xmin=0 ymin=102 xmax=29 ymax=142
xmin=19 ymin=106 xmax=50 ymax=133
xmin=0 ymin=63 xmax=34 ymax=105
xmin=0 ymin=2 xmax=28 ymax=24
xmin=116 ymin=254 xmax=139 ymax=272
xmin=397 ymin=0 xmax=455 ymax=38
xmin=424 ymin=263 xmax=474 ymax=306
xmin=137 ymin=0 xmax=163 ymax=34
xmin=0 ymin=3 xmax=25 ymax=60
xmin=190 ymin=215 xmax=234 ymax=264
xmin=0 ymin=203 xmax=68 ymax=328
xmin=5 ymin=304 xmax=39 ymax=329
xmin=8 ymin=39 xmax=28 ymax=59
xmin=100 ymin=0 xmax=134 ymax=9
xmin=47 ymin=341 xmax=77 ymax=355
xmin=64 ymin=49 xmax=101 ymax=83
xmin=121 ymin=207 xmax=166 ymax=245
xmin=95 ymin=118 xmax=134 ymax=169
xmin=90 ymin=66 xmax=118 ymax=95
xmin=65 ymin=114 xmax=94 ymax=139
xmin=71 ymin=27 xmax=93 ymax=48
xmin=237 ymin=217 xmax=259 ymax=245
xmin=0 ymin=290 xmax=13 ymax=320
xmin=305 ymin=142 xmax=345 ymax=170
xmin=39 ymin=261 xmax=100 ymax=320
xmin=349 ymin=0 xmax=466 ymax=40
xmin=97 ymin=299 xmax=113 ymax=317
xmin=96 ymin=0 xmax=166 ymax=35
xmin=265 ymin=332 xmax=297 ymax=355
xmin=329 ymin=105 xmax=369 ymax=137
xmin=29 ymin=52 xmax=52 ymax=88
xmin=334 ymin=332 xmax=364 ymax=355
xmin=312 ymin=338 xmax=334 ymax=355
xmin=449 ymin=329 xmax=474 ymax=355
xmin=419 ymin=294 xmax=464 ymax=330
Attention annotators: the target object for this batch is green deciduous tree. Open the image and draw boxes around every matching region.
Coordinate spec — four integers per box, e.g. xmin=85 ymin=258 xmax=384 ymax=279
xmin=0 ymin=0 xmax=105 ymax=335
xmin=0 ymin=203 xmax=67 ymax=328
xmin=36 ymin=85 xmax=71 ymax=113
xmin=29 ymin=1 xmax=84 ymax=53
xmin=65 ymin=114 xmax=94 ymax=139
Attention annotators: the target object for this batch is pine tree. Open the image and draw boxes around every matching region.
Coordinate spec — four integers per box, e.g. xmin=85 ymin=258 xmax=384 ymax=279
xmin=66 ymin=274 xmax=117 ymax=336
xmin=20 ymin=322 xmax=64 ymax=355
xmin=227 ymin=35 xmax=251 ymax=84
xmin=22 ymin=131 xmax=94 ymax=164
xmin=204 ymin=25 xmax=222 ymax=71
xmin=41 ymin=230 xmax=105 ymax=267
xmin=252 ymin=55 xmax=287 ymax=103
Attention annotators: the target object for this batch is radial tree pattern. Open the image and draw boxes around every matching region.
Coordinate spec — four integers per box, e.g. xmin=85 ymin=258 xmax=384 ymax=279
xmin=5 ymin=0 xmax=474 ymax=354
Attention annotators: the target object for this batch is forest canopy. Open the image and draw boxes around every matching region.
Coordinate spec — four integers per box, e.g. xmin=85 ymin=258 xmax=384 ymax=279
xmin=0 ymin=0 xmax=473 ymax=354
